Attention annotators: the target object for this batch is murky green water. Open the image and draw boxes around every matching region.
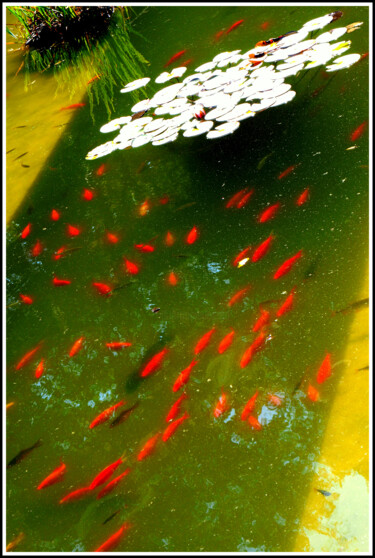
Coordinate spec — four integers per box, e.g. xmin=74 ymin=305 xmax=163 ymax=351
xmin=6 ymin=5 xmax=369 ymax=553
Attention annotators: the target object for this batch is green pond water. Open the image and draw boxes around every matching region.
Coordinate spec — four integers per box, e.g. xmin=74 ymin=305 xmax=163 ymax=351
xmin=6 ymin=5 xmax=369 ymax=553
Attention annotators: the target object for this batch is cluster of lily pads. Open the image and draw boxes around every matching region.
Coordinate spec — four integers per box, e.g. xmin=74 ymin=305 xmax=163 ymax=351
xmin=86 ymin=12 xmax=362 ymax=160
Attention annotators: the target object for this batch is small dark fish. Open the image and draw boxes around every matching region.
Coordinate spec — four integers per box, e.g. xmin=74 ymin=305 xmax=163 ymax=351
xmin=21 ymin=164 xmax=30 ymax=168
xmin=173 ymin=254 xmax=188 ymax=259
xmin=6 ymin=148 xmax=16 ymax=154
xmin=111 ymin=282 xmax=134 ymax=292
xmin=15 ymin=125 xmax=27 ymax=128
xmin=13 ymin=152 xmax=28 ymax=161
xmin=175 ymin=202 xmax=197 ymax=212
xmin=136 ymin=160 xmax=147 ymax=174
xmin=109 ymin=402 xmax=139 ymax=428
xmin=7 ymin=439 xmax=42 ymax=469
xmin=302 ymin=256 xmax=321 ymax=282
xmin=315 ymin=488 xmax=331 ymax=497
xmin=132 ymin=110 xmax=148 ymax=121
xmin=102 ymin=509 xmax=121 ymax=525
xmin=356 ymin=365 xmax=369 ymax=372
xmin=332 ymin=298 xmax=369 ymax=316
xmin=152 ymin=307 xmax=161 ymax=313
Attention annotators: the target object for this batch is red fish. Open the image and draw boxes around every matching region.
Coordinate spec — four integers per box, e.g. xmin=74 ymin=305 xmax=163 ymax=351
xmin=278 ymin=164 xmax=298 ymax=180
xmin=15 ymin=343 xmax=42 ymax=370
xmin=96 ymin=468 xmax=131 ymax=499
xmin=92 ymin=282 xmax=112 ymax=296
xmin=240 ymin=331 xmax=266 ymax=368
xmin=94 ymin=522 xmax=131 ymax=552
xmin=66 ymin=224 xmax=81 ymax=237
xmin=241 ymin=391 xmax=259 ymax=421
xmin=167 ymin=271 xmax=179 ymax=286
xmin=252 ymin=235 xmax=274 ymax=262
xmin=82 ymin=188 xmax=94 ymax=201
xmin=124 ymin=259 xmax=139 ymax=275
xmin=296 ymin=188 xmax=310 ymax=206
xmin=106 ymin=342 xmax=132 ymax=350
xmin=276 ymin=288 xmax=296 ymax=317
xmin=69 ymin=336 xmax=85 ymax=357
xmin=51 ymin=209 xmax=60 ymax=221
xmin=186 ymin=226 xmax=199 ymax=245
xmin=233 ymin=246 xmax=251 ymax=267
xmin=59 ymin=103 xmax=85 ymax=110
xmin=35 ymin=358 xmax=45 ymax=379
xmin=194 ymin=327 xmax=216 ymax=355
xmin=252 ymin=308 xmax=270 ymax=332
xmin=248 ymin=415 xmax=262 ymax=430
xmin=59 ymin=486 xmax=91 ymax=504
xmin=260 ymin=21 xmax=270 ymax=31
xmin=164 ymin=49 xmax=187 ymax=67
xmin=31 ymin=239 xmax=43 ymax=257
xmin=258 ymin=202 xmax=281 ymax=223
xmin=162 ymin=412 xmax=189 ymax=441
xmin=218 ymin=330 xmax=235 ymax=354
xmin=21 ymin=223 xmax=31 ymax=239
xmin=106 ymin=232 xmax=119 ymax=244
xmin=350 ymin=120 xmax=367 ymax=142
xmin=165 ymin=231 xmax=175 ymax=246
xmin=316 ymin=353 xmax=332 ymax=384
xmin=180 ymin=58 xmax=193 ymax=67
xmin=89 ymin=401 xmax=125 ymax=429
xmin=165 ymin=393 xmax=187 ymax=423
xmin=214 ymin=30 xmax=224 ymax=42
xmin=87 ymin=75 xmax=100 ymax=85
xmin=52 ymin=277 xmax=71 ymax=286
xmin=138 ymin=199 xmax=150 ymax=216
xmin=273 ymin=250 xmax=302 ymax=279
xmin=137 ymin=433 xmax=160 ymax=461
xmin=159 ymin=194 xmax=170 ymax=204
xmin=236 ymin=189 xmax=254 ymax=209
xmin=226 ymin=19 xmax=244 ymax=34
xmin=134 ymin=244 xmax=155 ymax=253
xmin=172 ymin=359 xmax=198 ymax=392
xmin=140 ymin=348 xmax=169 ymax=378
xmin=227 ymin=286 xmax=251 ymax=307
xmin=213 ymin=390 xmax=228 ymax=418
xmin=20 ymin=294 xmax=33 ymax=305
xmin=38 ymin=461 xmax=66 ymax=490
xmin=307 ymin=384 xmax=320 ymax=402
xmin=52 ymin=246 xmax=68 ymax=261
xmin=268 ymin=393 xmax=283 ymax=406
xmin=89 ymin=457 xmax=123 ymax=490
xmin=95 ymin=163 xmax=107 ymax=176
xmin=225 ymin=188 xmax=248 ymax=208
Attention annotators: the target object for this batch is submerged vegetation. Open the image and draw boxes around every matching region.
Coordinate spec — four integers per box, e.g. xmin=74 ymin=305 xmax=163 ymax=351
xmin=6 ymin=5 xmax=150 ymax=120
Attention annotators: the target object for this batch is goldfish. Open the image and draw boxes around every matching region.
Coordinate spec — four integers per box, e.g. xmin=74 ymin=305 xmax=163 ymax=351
xmin=278 ymin=163 xmax=298 ymax=180
xmin=89 ymin=401 xmax=125 ymax=429
xmin=213 ymin=391 xmax=228 ymax=418
xmin=106 ymin=231 xmax=119 ymax=244
xmin=273 ymin=250 xmax=303 ymax=279
xmin=124 ymin=259 xmax=139 ymax=275
xmin=35 ymin=358 xmax=45 ymax=379
xmin=307 ymin=384 xmax=320 ymax=402
xmin=296 ymin=188 xmax=310 ymax=206
xmin=6 ymin=402 xmax=15 ymax=410
xmin=248 ymin=415 xmax=262 ymax=430
xmin=135 ymin=244 xmax=155 ymax=253
xmin=260 ymin=21 xmax=270 ymax=31
xmin=226 ymin=19 xmax=244 ymax=34
xmin=51 ymin=209 xmax=60 ymax=221
xmin=52 ymin=277 xmax=71 ymax=286
xmin=276 ymin=288 xmax=296 ymax=317
xmin=52 ymin=246 xmax=68 ymax=260
xmin=165 ymin=231 xmax=175 ymax=246
xmin=252 ymin=308 xmax=270 ymax=332
xmin=160 ymin=195 xmax=170 ymax=205
xmin=137 ymin=433 xmax=160 ymax=461
xmin=37 ymin=461 xmax=66 ymax=490
xmin=268 ymin=394 xmax=283 ymax=406
xmin=194 ymin=327 xmax=216 ymax=355
xmin=180 ymin=58 xmax=193 ymax=67
xmin=241 ymin=391 xmax=259 ymax=420
xmin=162 ymin=412 xmax=189 ymax=441
xmin=93 ymin=282 xmax=112 ymax=296
xmin=106 ymin=342 xmax=132 ymax=350
xmin=94 ymin=522 xmax=131 ymax=552
xmin=240 ymin=331 xmax=266 ymax=368
xmin=6 ymin=532 xmax=25 ymax=552
xmin=59 ymin=486 xmax=91 ymax=504
xmin=20 ymin=223 xmax=31 ymax=239
xmin=20 ymin=293 xmax=33 ymax=305
xmin=218 ymin=330 xmax=235 ymax=354
xmin=186 ymin=225 xmax=199 ymax=244
xmin=15 ymin=343 xmax=42 ymax=370
xmin=316 ymin=353 xmax=332 ymax=384
xmin=97 ymin=469 xmax=131 ymax=499
xmin=225 ymin=188 xmax=248 ymax=208
xmin=214 ymin=30 xmax=224 ymax=42
xmin=164 ymin=49 xmax=187 ymax=67
xmin=7 ymin=439 xmax=42 ymax=469
xmin=138 ymin=199 xmax=150 ymax=216
xmin=87 ymin=74 xmax=100 ymax=84
xmin=166 ymin=393 xmax=187 ymax=423
xmin=167 ymin=271 xmax=179 ymax=286
xmin=172 ymin=359 xmax=198 ymax=392
xmin=233 ymin=246 xmax=251 ymax=266
xmin=89 ymin=457 xmax=124 ymax=490
xmin=82 ymin=188 xmax=94 ymax=201
xmin=227 ymin=286 xmax=251 ymax=307
xmin=31 ymin=239 xmax=43 ymax=257
xmin=69 ymin=336 xmax=85 ymax=357
xmin=95 ymin=163 xmax=108 ymax=176
xmin=350 ymin=120 xmax=367 ymax=142
xmin=237 ymin=257 xmax=250 ymax=268
xmin=236 ymin=189 xmax=254 ymax=209
xmin=140 ymin=348 xmax=169 ymax=377
xmin=59 ymin=103 xmax=85 ymax=110
xmin=258 ymin=202 xmax=281 ymax=223
xmin=252 ymin=235 xmax=274 ymax=262
xmin=66 ymin=224 xmax=81 ymax=237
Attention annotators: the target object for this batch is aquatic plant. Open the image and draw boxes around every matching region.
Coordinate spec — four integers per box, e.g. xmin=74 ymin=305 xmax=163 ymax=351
xmin=85 ymin=12 xmax=363 ymax=160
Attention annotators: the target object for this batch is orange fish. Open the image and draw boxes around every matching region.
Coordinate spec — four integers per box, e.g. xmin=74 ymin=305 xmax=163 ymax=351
xmin=240 ymin=331 xmax=266 ymax=368
xmin=15 ymin=343 xmax=42 ymax=370
xmin=135 ymin=244 xmax=155 ymax=253
xmin=273 ymin=250 xmax=302 ymax=279
xmin=37 ymin=462 xmax=66 ymax=490
xmin=194 ymin=327 xmax=216 ymax=355
xmin=124 ymin=259 xmax=140 ymax=275
xmin=350 ymin=120 xmax=367 ymax=142
xmin=67 ymin=224 xmax=81 ymax=237
xmin=106 ymin=342 xmax=132 ymax=350
xmin=276 ymin=288 xmax=296 ymax=317
xmin=236 ymin=189 xmax=254 ymax=209
xmin=252 ymin=235 xmax=274 ymax=262
xmin=307 ymin=384 xmax=320 ymax=402
xmin=138 ymin=199 xmax=150 ymax=216
xmin=31 ymin=239 xmax=43 ymax=257
xmin=225 ymin=188 xmax=248 ymax=208
xmin=227 ymin=286 xmax=251 ymax=307
xmin=106 ymin=232 xmax=119 ymax=244
xmin=95 ymin=163 xmax=108 ymax=176
xmin=92 ymin=282 xmax=112 ymax=296
xmin=258 ymin=202 xmax=281 ymax=223
xmin=180 ymin=58 xmax=193 ymax=66
xmin=248 ymin=415 xmax=262 ymax=430
xmin=165 ymin=231 xmax=175 ymax=246
xmin=165 ymin=393 xmax=187 ymax=423
xmin=20 ymin=294 xmax=33 ymax=305
xmin=316 ymin=353 xmax=332 ymax=384
xmin=278 ymin=164 xmax=298 ymax=180
xmin=51 ymin=209 xmax=60 ymax=221
xmin=172 ymin=359 xmax=198 ymax=392
xmin=226 ymin=19 xmax=244 ymax=34
xmin=159 ymin=194 xmax=170 ymax=204
xmin=162 ymin=412 xmax=189 ymax=441
xmin=89 ymin=401 xmax=125 ymax=429
xmin=69 ymin=336 xmax=85 ymax=357
xmin=6 ymin=402 xmax=15 ymax=410
xmin=52 ymin=277 xmax=71 ymax=286
xmin=87 ymin=75 xmax=100 ymax=85
xmin=140 ymin=348 xmax=169 ymax=377
xmin=213 ymin=390 xmax=228 ymax=418
xmin=82 ymin=188 xmax=94 ymax=201
xmin=20 ymin=223 xmax=31 ymax=239
xmin=59 ymin=103 xmax=86 ymax=110
xmin=167 ymin=271 xmax=179 ymax=286
xmin=214 ymin=30 xmax=224 ymax=42
xmin=94 ymin=522 xmax=131 ymax=552
xmin=268 ymin=393 xmax=283 ymax=406
xmin=186 ymin=226 xmax=199 ymax=245
xmin=296 ymin=188 xmax=310 ymax=206
xmin=241 ymin=391 xmax=259 ymax=421
xmin=252 ymin=308 xmax=270 ymax=332
xmin=260 ymin=21 xmax=270 ymax=31
xmin=89 ymin=457 xmax=123 ymax=490
xmin=233 ymin=246 xmax=251 ymax=267
xmin=96 ymin=468 xmax=131 ymax=499
xmin=59 ymin=486 xmax=91 ymax=504
xmin=137 ymin=433 xmax=160 ymax=461
xmin=52 ymin=246 xmax=68 ymax=261
xmin=35 ymin=358 xmax=45 ymax=379
xmin=218 ymin=330 xmax=235 ymax=354
xmin=164 ymin=49 xmax=187 ymax=67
